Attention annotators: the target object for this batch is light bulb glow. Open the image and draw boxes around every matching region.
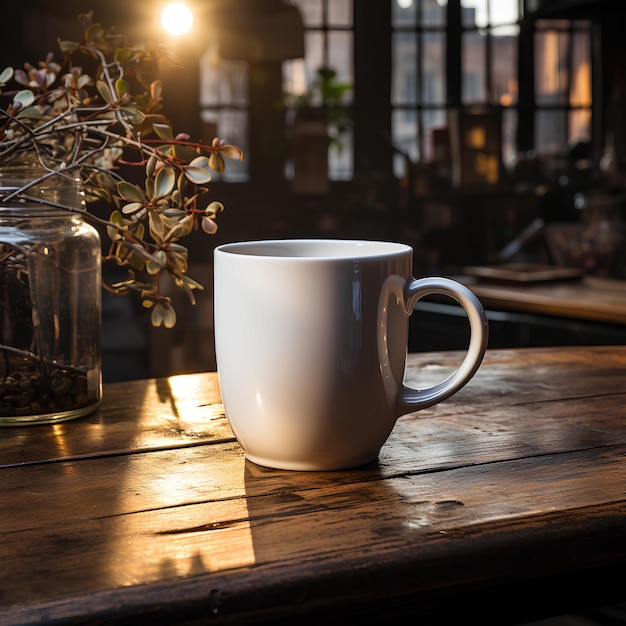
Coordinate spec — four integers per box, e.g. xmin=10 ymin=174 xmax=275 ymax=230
xmin=161 ymin=3 xmax=194 ymax=36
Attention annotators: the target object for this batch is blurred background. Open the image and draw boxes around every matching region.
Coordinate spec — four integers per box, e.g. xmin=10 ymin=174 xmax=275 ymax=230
xmin=5 ymin=0 xmax=626 ymax=381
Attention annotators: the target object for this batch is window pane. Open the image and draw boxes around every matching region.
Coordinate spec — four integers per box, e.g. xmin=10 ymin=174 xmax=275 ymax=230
xmin=422 ymin=109 xmax=447 ymax=162
xmin=569 ymin=109 xmax=591 ymax=145
xmin=535 ymin=110 xmax=566 ymax=156
xmin=535 ymin=29 xmax=570 ymax=106
xmin=200 ymin=47 xmax=248 ymax=107
xmin=489 ymin=0 xmax=518 ymax=26
xmin=491 ymin=26 xmax=518 ymax=106
xmin=328 ymin=0 xmax=352 ymax=26
xmin=283 ymin=58 xmax=307 ymax=98
xmin=421 ymin=0 xmax=445 ymax=26
xmin=462 ymin=0 xmax=518 ymax=28
xmin=422 ymin=32 xmax=445 ymax=104
xmin=393 ymin=108 xmax=419 ymax=169
xmin=392 ymin=0 xmax=417 ymax=27
xmin=328 ymin=31 xmax=354 ymax=92
xmin=392 ymin=32 xmax=417 ymax=105
xmin=329 ymin=128 xmax=353 ymax=180
xmin=291 ymin=0 xmax=322 ymax=26
xmin=462 ymin=0 xmax=488 ymax=28
xmin=570 ymin=29 xmax=591 ymax=107
xmin=462 ymin=31 xmax=486 ymax=104
xmin=304 ymin=31 xmax=325 ymax=84
xmin=201 ymin=109 xmax=249 ymax=180
xmin=502 ymin=108 xmax=518 ymax=169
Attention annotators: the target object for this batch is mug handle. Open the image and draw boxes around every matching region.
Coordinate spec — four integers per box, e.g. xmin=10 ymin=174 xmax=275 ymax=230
xmin=378 ymin=276 xmax=489 ymax=416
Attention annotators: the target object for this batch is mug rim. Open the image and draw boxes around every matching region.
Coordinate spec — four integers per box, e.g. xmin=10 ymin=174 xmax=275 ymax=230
xmin=215 ymin=238 xmax=412 ymax=261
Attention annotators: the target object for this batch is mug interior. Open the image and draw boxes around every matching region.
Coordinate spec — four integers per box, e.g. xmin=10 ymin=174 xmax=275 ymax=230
xmin=216 ymin=239 xmax=411 ymax=260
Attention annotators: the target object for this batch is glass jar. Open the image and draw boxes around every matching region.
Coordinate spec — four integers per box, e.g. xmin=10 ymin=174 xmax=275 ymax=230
xmin=0 ymin=166 xmax=102 ymax=425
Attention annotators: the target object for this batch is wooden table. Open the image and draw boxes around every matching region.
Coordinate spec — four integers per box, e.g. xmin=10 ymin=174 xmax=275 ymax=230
xmin=460 ymin=275 xmax=626 ymax=325
xmin=2 ymin=347 xmax=626 ymax=625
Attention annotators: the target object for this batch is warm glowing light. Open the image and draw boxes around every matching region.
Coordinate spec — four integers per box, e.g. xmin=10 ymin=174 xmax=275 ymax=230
xmin=161 ymin=3 xmax=194 ymax=36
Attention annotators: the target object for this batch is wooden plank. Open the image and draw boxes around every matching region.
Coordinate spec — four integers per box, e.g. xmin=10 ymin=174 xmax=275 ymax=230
xmin=2 ymin=345 xmax=625 ymax=469
xmin=1 ymin=445 xmax=625 ymax=623
xmin=463 ymin=278 xmax=626 ymax=324
xmin=0 ymin=373 xmax=232 ymax=468
xmin=3 ymin=360 xmax=626 ymax=537
xmin=1 ymin=347 xmax=626 ymax=624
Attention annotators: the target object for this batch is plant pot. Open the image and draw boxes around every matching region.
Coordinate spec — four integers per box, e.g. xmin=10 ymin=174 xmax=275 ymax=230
xmin=0 ymin=166 xmax=102 ymax=425
xmin=291 ymin=107 xmax=331 ymax=195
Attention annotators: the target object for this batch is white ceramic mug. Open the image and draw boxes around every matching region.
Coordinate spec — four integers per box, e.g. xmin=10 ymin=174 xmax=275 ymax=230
xmin=214 ymin=239 xmax=488 ymax=471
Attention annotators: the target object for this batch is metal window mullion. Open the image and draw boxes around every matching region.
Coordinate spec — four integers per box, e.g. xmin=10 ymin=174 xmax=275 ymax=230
xmin=564 ymin=21 xmax=574 ymax=144
xmin=590 ymin=20 xmax=602 ymax=175
xmin=446 ymin=0 xmax=462 ymax=108
xmin=322 ymin=0 xmax=329 ymax=68
xmin=485 ymin=0 xmax=494 ymax=106
xmin=516 ymin=14 xmax=535 ymax=152
xmin=416 ymin=0 xmax=425 ymax=161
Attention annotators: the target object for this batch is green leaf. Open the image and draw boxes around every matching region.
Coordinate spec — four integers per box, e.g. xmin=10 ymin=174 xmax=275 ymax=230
xmin=164 ymin=215 xmax=193 ymax=242
xmin=150 ymin=80 xmax=163 ymax=101
xmin=172 ymin=144 xmax=198 ymax=162
xmin=97 ymin=80 xmax=114 ymax=105
xmin=166 ymin=242 xmax=189 ymax=256
xmin=148 ymin=211 xmax=166 ymax=244
xmin=180 ymin=275 xmax=204 ymax=305
xmin=167 ymin=249 xmax=189 ymax=274
xmin=109 ymin=210 xmax=125 ymax=226
xmin=57 ymin=39 xmax=80 ymax=54
xmin=209 ymin=152 xmax=225 ymax=173
xmin=184 ymin=155 xmax=212 ymax=184
xmin=151 ymin=302 xmax=176 ymax=328
xmin=120 ymin=106 xmax=145 ymax=124
xmin=146 ymin=155 xmax=158 ymax=178
xmin=156 ymin=144 xmax=174 ymax=157
xmin=117 ymin=181 xmax=146 ymax=203
xmin=16 ymin=106 xmax=42 ymax=119
xmin=145 ymin=176 xmax=155 ymax=199
xmin=146 ymin=260 xmax=161 ymax=275
xmin=153 ymin=123 xmax=173 ymax=141
xmin=0 ymin=67 xmax=14 ymax=83
xmin=114 ymin=48 xmax=133 ymax=66
xmin=205 ymin=201 xmax=224 ymax=217
xmin=163 ymin=208 xmax=186 ymax=218
xmin=190 ymin=155 xmax=210 ymax=169
xmin=154 ymin=166 xmax=175 ymax=199
xmin=182 ymin=275 xmax=204 ymax=290
xmin=85 ymin=23 xmax=105 ymax=45
xmin=146 ymin=250 xmax=166 ymax=275
xmin=183 ymin=166 xmax=211 ymax=184
xmin=115 ymin=78 xmax=129 ymax=99
xmin=219 ymin=145 xmax=244 ymax=161
xmin=133 ymin=222 xmax=146 ymax=240
xmin=126 ymin=249 xmax=147 ymax=271
xmin=106 ymin=212 xmax=124 ymax=241
xmin=77 ymin=74 xmax=92 ymax=89
xmin=13 ymin=90 xmax=35 ymax=109
xmin=121 ymin=202 xmax=146 ymax=221
xmin=201 ymin=216 xmax=218 ymax=234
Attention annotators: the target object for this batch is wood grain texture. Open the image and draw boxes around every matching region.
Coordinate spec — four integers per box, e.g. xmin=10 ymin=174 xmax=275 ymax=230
xmin=460 ymin=276 xmax=626 ymax=324
xmin=1 ymin=346 xmax=625 ymax=625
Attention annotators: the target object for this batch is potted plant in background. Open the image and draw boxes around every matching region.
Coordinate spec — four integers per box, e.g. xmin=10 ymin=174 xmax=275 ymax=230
xmin=284 ymin=66 xmax=352 ymax=194
xmin=0 ymin=11 xmax=242 ymax=425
